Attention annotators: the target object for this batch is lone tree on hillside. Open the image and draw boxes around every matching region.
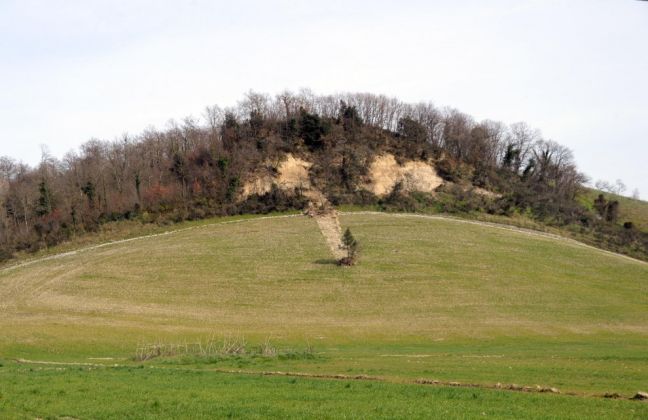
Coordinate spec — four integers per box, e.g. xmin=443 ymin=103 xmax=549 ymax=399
xmin=339 ymin=228 xmax=359 ymax=266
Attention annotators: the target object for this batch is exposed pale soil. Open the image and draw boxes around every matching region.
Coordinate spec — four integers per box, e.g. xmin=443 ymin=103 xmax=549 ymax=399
xmin=364 ymin=154 xmax=443 ymax=197
xmin=241 ymin=154 xmax=312 ymax=198
xmin=240 ymin=153 xmax=345 ymax=259
xmin=303 ymin=188 xmax=346 ymax=260
xmin=240 ymin=153 xmax=445 ymax=258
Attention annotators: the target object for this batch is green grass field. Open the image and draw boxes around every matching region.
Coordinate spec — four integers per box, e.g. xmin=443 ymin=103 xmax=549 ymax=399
xmin=2 ymin=365 xmax=646 ymax=419
xmin=1 ymin=213 xmax=647 ymax=418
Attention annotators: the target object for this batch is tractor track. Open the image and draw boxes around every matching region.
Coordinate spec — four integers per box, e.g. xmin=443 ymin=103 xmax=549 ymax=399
xmin=12 ymin=358 xmax=647 ymax=402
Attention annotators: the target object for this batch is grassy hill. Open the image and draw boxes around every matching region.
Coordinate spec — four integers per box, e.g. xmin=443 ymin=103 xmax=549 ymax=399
xmin=611 ymin=194 xmax=648 ymax=232
xmin=1 ymin=213 xmax=647 ymax=418
xmin=580 ymin=188 xmax=648 ymax=232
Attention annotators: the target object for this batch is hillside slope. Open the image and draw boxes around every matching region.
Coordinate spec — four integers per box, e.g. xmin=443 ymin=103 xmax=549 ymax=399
xmin=1 ymin=212 xmax=646 ymax=397
xmin=7 ymin=91 xmax=644 ymax=266
xmin=580 ymin=188 xmax=648 ymax=232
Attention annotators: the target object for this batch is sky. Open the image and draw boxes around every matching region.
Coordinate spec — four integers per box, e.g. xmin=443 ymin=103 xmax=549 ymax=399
xmin=1 ymin=0 xmax=647 ymax=198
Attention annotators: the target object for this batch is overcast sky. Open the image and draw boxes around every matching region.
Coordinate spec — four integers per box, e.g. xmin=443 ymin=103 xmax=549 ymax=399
xmin=1 ymin=0 xmax=647 ymax=198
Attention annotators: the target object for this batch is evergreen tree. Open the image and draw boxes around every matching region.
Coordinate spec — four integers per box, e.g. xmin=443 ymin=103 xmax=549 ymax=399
xmin=339 ymin=101 xmax=363 ymax=132
xmin=341 ymin=227 xmax=359 ymax=265
xmin=35 ymin=180 xmax=53 ymax=216
xmin=299 ymin=108 xmax=328 ymax=149
xmin=605 ymin=200 xmax=619 ymax=223
xmin=593 ymin=194 xmax=607 ymax=218
xmin=81 ymin=181 xmax=96 ymax=208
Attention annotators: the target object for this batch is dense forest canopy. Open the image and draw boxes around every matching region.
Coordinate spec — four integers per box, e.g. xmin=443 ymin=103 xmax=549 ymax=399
xmin=0 ymin=90 xmax=645 ymax=262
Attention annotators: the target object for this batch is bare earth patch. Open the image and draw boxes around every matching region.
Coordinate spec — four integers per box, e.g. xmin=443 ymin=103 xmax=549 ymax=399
xmin=364 ymin=154 xmax=443 ymax=196
xmin=304 ymin=191 xmax=346 ymax=260
xmin=240 ymin=153 xmax=346 ymax=259
xmin=241 ymin=154 xmax=312 ymax=199
xmin=312 ymin=211 xmax=346 ymax=260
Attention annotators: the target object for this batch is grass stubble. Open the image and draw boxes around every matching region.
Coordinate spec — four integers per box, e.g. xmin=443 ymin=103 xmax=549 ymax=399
xmin=0 ymin=212 xmax=647 ymax=418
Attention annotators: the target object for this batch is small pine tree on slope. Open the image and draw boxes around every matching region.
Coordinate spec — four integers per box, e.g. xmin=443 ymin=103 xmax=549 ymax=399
xmin=340 ymin=228 xmax=359 ymax=266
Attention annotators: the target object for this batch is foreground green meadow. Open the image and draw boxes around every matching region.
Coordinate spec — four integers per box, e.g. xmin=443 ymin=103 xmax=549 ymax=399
xmin=1 ymin=213 xmax=647 ymax=418
xmin=2 ymin=364 xmax=646 ymax=419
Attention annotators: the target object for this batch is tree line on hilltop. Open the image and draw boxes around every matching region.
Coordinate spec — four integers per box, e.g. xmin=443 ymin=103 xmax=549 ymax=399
xmin=0 ymin=90 xmax=645 ymax=262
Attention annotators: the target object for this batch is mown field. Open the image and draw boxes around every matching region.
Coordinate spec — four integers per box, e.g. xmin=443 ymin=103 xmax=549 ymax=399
xmin=1 ymin=212 xmax=647 ymax=418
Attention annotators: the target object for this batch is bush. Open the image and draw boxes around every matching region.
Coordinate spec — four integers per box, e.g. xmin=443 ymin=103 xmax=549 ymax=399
xmin=239 ymin=186 xmax=309 ymax=215
xmin=0 ymin=246 xmax=13 ymax=263
xmin=339 ymin=228 xmax=359 ymax=266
